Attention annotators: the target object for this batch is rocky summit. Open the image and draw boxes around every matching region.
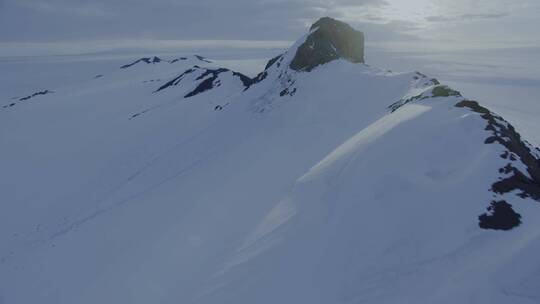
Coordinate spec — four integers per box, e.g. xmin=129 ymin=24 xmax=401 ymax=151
xmin=290 ymin=17 xmax=365 ymax=71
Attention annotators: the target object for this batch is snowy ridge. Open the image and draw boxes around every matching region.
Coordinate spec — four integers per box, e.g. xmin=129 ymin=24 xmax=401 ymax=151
xmin=299 ymin=103 xmax=432 ymax=182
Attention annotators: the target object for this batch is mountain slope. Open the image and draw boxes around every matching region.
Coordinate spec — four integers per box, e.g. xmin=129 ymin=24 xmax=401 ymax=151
xmin=1 ymin=17 xmax=540 ymax=304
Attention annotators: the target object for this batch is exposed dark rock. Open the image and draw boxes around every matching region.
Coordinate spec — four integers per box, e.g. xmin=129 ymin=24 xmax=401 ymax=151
xmin=251 ymin=71 xmax=268 ymax=84
xmin=392 ymin=95 xmax=540 ymax=230
xmin=122 ymin=56 xmax=195 ymax=68
xmin=455 ymin=100 xmax=540 ymax=230
xmin=413 ymin=72 xmax=440 ymax=85
xmin=279 ymin=87 xmax=297 ymax=97
xmin=455 ymin=100 xmax=540 ymax=201
xmin=154 ymin=68 xmax=197 ymax=92
xmin=249 ymin=55 xmax=285 ymax=86
xmin=479 ymin=200 xmax=522 ymax=230
xmin=3 ymin=90 xmax=54 ymax=109
xmin=432 ymin=85 xmax=461 ymax=97
xmin=155 ymin=66 xmax=252 ymax=98
xmin=195 ymin=68 xmax=228 ymax=81
xmin=170 ymin=57 xmax=188 ymax=63
xmin=120 ymin=56 xmax=163 ymax=69
xmin=185 ymin=68 xmax=229 ymax=98
xmin=389 ymin=84 xmax=459 ymax=112
xmin=265 ymin=54 xmax=284 ymax=70
xmin=290 ymin=17 xmax=364 ymax=71
xmin=142 ymin=79 xmax=162 ymax=83
xmin=129 ymin=105 xmax=160 ymax=120
xmin=19 ymin=90 xmax=53 ymax=101
xmin=232 ymin=72 xmax=254 ymax=87
xmin=195 ymin=55 xmax=212 ymax=63
xmin=415 ymin=71 xmax=427 ymax=78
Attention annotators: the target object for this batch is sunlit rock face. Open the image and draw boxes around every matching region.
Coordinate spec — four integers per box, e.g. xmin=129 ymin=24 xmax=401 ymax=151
xmin=290 ymin=17 xmax=365 ymax=71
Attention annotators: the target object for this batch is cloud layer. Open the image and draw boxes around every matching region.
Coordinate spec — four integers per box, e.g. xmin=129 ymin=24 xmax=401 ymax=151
xmin=0 ymin=0 xmax=386 ymax=41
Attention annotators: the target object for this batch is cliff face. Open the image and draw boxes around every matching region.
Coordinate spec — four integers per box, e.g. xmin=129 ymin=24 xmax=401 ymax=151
xmin=290 ymin=17 xmax=365 ymax=71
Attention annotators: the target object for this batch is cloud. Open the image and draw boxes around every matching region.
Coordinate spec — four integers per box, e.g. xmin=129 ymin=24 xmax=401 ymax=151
xmin=13 ymin=0 xmax=112 ymax=17
xmin=0 ymin=0 xmax=389 ymax=41
xmin=0 ymin=0 xmax=537 ymax=52
xmin=425 ymin=12 xmax=509 ymax=22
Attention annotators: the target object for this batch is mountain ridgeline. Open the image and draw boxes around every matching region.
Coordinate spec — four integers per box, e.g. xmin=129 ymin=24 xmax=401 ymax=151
xmin=2 ymin=17 xmax=540 ymax=304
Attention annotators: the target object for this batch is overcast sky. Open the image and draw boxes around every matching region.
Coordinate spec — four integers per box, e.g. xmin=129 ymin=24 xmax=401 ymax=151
xmin=0 ymin=0 xmax=539 ymax=51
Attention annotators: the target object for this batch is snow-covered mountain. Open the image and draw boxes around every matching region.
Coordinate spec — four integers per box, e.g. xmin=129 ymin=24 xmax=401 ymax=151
xmin=1 ymin=17 xmax=540 ymax=304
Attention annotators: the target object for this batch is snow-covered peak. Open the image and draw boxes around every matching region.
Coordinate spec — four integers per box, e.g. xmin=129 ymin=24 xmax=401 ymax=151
xmin=2 ymin=18 xmax=540 ymax=304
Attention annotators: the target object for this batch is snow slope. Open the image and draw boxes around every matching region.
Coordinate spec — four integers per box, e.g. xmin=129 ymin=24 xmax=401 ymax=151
xmin=1 ymin=19 xmax=540 ymax=304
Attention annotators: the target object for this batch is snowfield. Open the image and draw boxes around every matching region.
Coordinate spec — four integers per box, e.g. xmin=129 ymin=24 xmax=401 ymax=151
xmin=1 ymin=20 xmax=540 ymax=304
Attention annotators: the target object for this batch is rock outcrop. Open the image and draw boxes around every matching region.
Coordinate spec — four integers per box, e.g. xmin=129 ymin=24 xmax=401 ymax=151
xmin=290 ymin=17 xmax=365 ymax=71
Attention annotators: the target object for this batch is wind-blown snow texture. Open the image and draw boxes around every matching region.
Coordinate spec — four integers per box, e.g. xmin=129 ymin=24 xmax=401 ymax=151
xmin=2 ymin=18 xmax=540 ymax=304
